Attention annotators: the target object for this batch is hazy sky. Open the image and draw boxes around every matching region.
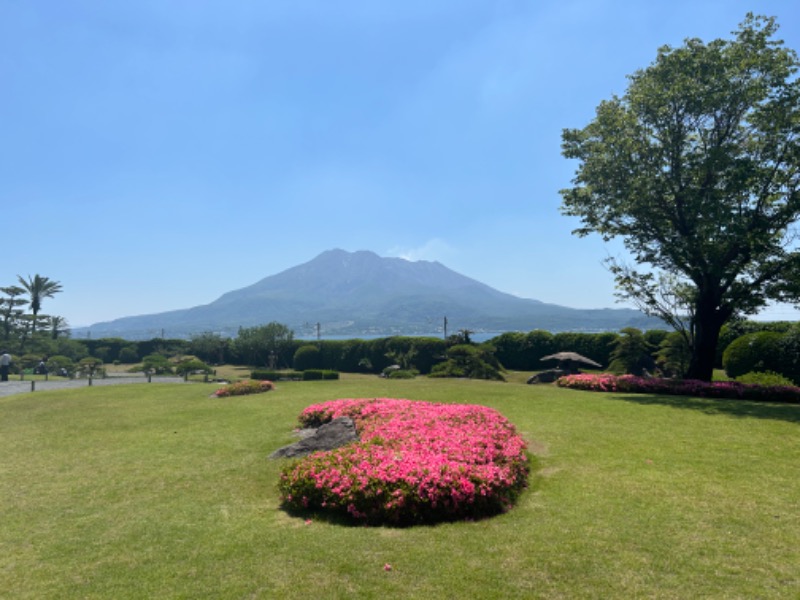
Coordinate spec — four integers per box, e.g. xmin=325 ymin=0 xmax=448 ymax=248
xmin=2 ymin=1 xmax=799 ymax=328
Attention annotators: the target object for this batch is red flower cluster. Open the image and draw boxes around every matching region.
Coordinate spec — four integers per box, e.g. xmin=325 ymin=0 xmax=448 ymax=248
xmin=556 ymin=373 xmax=800 ymax=403
xmin=279 ymin=398 xmax=529 ymax=525
xmin=214 ymin=379 xmax=275 ymax=398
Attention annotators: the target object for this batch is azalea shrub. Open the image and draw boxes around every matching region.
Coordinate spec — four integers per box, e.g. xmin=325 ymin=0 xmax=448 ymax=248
xmin=556 ymin=373 xmax=800 ymax=404
xmin=278 ymin=398 xmax=529 ymax=525
xmin=214 ymin=379 xmax=275 ymax=397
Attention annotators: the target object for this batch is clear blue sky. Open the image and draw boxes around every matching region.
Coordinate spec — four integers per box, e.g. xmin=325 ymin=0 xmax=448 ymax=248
xmin=2 ymin=1 xmax=799 ymax=328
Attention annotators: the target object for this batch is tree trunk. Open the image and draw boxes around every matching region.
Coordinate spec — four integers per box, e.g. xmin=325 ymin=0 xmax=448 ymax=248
xmin=686 ymin=294 xmax=728 ymax=381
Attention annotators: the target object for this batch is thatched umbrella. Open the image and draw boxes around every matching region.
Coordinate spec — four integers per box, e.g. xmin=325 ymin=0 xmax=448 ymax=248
xmin=540 ymin=352 xmax=602 ymax=372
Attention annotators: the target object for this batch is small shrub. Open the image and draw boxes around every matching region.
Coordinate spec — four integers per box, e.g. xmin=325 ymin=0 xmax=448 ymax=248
xmin=214 ymin=380 xmax=275 ymax=397
xmin=78 ymin=357 xmax=105 ymax=376
xmin=429 ymin=345 xmax=504 ymax=381
xmin=141 ymin=353 xmax=172 ymax=375
xmin=388 ymin=369 xmax=417 ymax=379
xmin=608 ymin=327 xmax=655 ymax=376
xmin=736 ymin=371 xmax=796 ymax=387
xmin=19 ymin=354 xmax=42 ymax=370
xmin=46 ymin=355 xmax=75 ymax=377
xmin=174 ymin=359 xmax=212 ymax=377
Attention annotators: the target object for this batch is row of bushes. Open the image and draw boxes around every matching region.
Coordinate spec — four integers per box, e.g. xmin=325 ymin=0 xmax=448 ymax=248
xmin=556 ymin=373 xmax=800 ymax=404
xmin=63 ymin=320 xmax=800 ymax=377
xmin=251 ymin=369 xmax=339 ymax=381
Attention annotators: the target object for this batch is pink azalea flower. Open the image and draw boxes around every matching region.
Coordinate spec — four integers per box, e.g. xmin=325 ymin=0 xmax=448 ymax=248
xmin=279 ymin=398 xmax=529 ymax=525
xmin=215 ymin=379 xmax=275 ymax=397
xmin=555 ymin=373 xmax=800 ymax=403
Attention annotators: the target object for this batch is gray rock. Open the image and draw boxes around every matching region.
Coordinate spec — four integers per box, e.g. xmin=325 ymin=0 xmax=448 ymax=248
xmin=526 ymin=369 xmax=565 ymax=384
xmin=270 ymin=416 xmax=359 ymax=459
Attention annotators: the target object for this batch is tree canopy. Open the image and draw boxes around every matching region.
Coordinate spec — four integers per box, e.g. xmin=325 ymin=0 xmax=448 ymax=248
xmin=231 ymin=322 xmax=295 ymax=367
xmin=1 ymin=275 xmax=66 ymax=353
xmin=560 ymin=14 xmax=800 ymax=381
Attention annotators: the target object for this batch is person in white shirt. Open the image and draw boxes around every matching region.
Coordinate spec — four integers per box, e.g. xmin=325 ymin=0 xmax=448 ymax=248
xmin=0 ymin=350 xmax=11 ymax=381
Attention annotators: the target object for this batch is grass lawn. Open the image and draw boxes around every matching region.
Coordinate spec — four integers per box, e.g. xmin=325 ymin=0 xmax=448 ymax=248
xmin=1 ymin=374 xmax=798 ymax=599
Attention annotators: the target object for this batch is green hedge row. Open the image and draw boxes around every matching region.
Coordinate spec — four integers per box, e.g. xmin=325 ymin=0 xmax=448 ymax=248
xmin=250 ymin=369 xmax=339 ymax=381
xmin=71 ymin=321 xmax=800 ymax=375
xmin=302 ymin=369 xmax=340 ymax=380
xmin=250 ymin=369 xmax=303 ymax=381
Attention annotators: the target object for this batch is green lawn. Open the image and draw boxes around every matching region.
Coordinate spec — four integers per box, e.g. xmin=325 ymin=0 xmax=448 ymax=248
xmin=1 ymin=375 xmax=798 ymax=599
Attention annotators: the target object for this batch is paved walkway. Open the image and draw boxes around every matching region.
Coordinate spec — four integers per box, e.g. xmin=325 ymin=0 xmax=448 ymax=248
xmin=0 ymin=375 xmax=190 ymax=398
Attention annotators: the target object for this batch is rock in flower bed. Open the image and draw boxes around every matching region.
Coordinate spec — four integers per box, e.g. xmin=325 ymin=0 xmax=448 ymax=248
xmin=214 ymin=379 xmax=275 ymax=398
xmin=278 ymin=398 xmax=530 ymax=525
xmin=556 ymin=373 xmax=800 ymax=403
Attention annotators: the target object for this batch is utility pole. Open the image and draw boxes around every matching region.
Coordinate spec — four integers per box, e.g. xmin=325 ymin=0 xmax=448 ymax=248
xmin=443 ymin=316 xmax=448 ymax=340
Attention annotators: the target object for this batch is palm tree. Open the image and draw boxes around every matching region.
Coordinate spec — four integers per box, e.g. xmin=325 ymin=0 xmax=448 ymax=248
xmin=17 ymin=275 xmax=63 ymax=337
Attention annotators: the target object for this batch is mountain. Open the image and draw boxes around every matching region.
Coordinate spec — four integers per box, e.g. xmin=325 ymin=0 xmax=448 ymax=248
xmin=73 ymin=249 xmax=660 ymax=340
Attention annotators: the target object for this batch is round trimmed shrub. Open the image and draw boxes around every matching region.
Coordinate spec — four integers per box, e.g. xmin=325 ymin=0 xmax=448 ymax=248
xmin=722 ymin=331 xmax=782 ymax=379
xmin=293 ymin=345 xmax=322 ymax=371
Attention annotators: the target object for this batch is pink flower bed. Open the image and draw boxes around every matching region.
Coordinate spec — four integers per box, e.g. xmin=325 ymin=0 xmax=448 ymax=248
xmin=556 ymin=373 xmax=800 ymax=403
xmin=214 ymin=379 xmax=275 ymax=397
xmin=278 ymin=398 xmax=529 ymax=525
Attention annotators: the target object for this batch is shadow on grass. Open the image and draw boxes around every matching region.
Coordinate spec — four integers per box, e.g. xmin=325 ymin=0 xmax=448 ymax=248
xmin=279 ymin=502 xmax=506 ymax=529
xmin=607 ymin=393 xmax=800 ymax=424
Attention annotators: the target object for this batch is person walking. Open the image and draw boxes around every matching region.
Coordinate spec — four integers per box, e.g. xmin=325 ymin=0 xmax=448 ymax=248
xmin=0 ymin=350 xmax=11 ymax=382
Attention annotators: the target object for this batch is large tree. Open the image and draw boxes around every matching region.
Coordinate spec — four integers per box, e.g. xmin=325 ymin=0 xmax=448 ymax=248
xmin=17 ymin=274 xmax=63 ymax=338
xmin=232 ymin=322 xmax=295 ymax=367
xmin=560 ymin=14 xmax=800 ymax=381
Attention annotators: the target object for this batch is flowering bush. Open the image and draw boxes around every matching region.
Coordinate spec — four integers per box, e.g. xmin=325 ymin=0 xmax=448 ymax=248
xmin=279 ymin=398 xmax=529 ymax=525
xmin=214 ymin=379 xmax=275 ymax=397
xmin=556 ymin=373 xmax=800 ymax=404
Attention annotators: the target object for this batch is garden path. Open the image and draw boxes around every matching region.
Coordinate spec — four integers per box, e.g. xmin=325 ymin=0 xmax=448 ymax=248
xmin=0 ymin=375 xmax=188 ymax=398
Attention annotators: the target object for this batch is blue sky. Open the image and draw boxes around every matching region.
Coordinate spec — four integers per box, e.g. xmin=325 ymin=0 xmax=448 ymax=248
xmin=2 ymin=1 xmax=799 ymax=328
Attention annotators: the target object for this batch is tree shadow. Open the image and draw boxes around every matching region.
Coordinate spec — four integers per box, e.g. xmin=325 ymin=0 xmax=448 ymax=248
xmin=606 ymin=393 xmax=800 ymax=425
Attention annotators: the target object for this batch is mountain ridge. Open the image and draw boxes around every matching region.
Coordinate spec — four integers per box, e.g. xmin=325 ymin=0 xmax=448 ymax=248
xmin=73 ymin=249 xmax=659 ymax=339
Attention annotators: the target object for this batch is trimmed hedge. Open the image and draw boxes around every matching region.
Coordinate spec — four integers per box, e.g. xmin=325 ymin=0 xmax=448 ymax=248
xmin=388 ymin=369 xmax=417 ymax=379
xmin=251 ymin=369 xmax=303 ymax=381
xmin=302 ymin=369 xmax=339 ymax=381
